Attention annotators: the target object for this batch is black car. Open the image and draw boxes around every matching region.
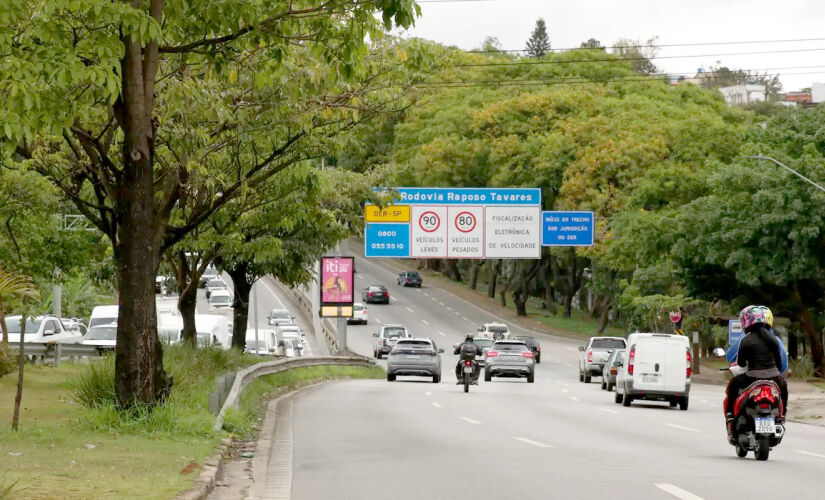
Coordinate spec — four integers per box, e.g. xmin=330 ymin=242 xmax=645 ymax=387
xmin=362 ymin=285 xmax=390 ymax=304
xmin=397 ymin=271 xmax=422 ymax=288
xmin=512 ymin=335 xmax=542 ymax=363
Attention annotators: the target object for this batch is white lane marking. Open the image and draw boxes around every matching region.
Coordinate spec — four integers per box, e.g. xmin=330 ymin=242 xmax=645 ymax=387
xmin=463 ymin=316 xmax=470 ymax=322
xmin=513 ymin=437 xmax=552 ymax=448
xmin=565 ymin=346 xmax=576 ymax=352
xmin=563 ymin=383 xmax=570 ymax=387
xmin=375 ymin=318 xmax=382 ymax=324
xmin=447 ymin=306 xmax=453 ymax=311
xmin=569 ymin=396 xmax=580 ymax=402
xmin=431 ymin=402 xmax=443 ymax=408
xmin=422 ymin=319 xmax=430 ymax=325
xmin=439 ymin=302 xmax=445 ymax=306
xmin=423 ymin=292 xmax=429 ymax=296
xmin=391 ymin=296 xmax=398 ymax=302
xmin=432 ymin=297 xmax=437 ymax=301
xmin=459 ymin=416 xmax=481 ymax=425
xmin=664 ymin=423 xmax=700 ymax=433
xmin=699 ymin=398 xmax=708 ymax=403
xmin=563 ymin=363 xmax=573 ymax=368
xmin=454 ymin=311 xmax=460 ymax=316
xmin=416 ymin=289 xmax=422 ymax=293
xmin=425 ymin=391 xmax=432 ymax=397
xmin=405 ymin=307 xmax=415 ymax=313
xmin=655 ymin=483 xmax=705 ymax=500
xmin=600 ymin=408 xmax=619 ymax=414
xmin=438 ymin=331 xmax=447 ymax=336
xmin=797 ymin=450 xmax=825 ymax=459
xmin=562 ymin=389 xmax=569 ymax=393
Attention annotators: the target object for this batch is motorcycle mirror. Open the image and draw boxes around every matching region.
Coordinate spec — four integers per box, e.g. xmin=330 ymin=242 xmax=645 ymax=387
xmin=372 ymin=333 xmax=379 ymax=337
xmin=712 ymin=347 xmax=726 ymax=358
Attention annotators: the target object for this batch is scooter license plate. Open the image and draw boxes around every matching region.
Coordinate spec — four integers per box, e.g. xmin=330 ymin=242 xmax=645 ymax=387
xmin=463 ymin=366 xmax=473 ymax=374
xmin=755 ymin=417 xmax=776 ymax=434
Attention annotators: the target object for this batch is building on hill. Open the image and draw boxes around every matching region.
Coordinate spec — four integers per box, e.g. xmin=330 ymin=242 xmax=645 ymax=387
xmin=718 ymin=84 xmax=766 ymax=105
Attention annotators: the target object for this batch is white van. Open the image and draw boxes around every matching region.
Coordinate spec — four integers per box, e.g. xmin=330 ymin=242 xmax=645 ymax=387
xmin=89 ymin=305 xmax=119 ymax=329
xmin=195 ymin=314 xmax=231 ymax=349
xmin=158 ymin=313 xmax=184 ymax=344
xmin=615 ymin=333 xmax=691 ymax=410
xmin=245 ymin=328 xmax=277 ymax=355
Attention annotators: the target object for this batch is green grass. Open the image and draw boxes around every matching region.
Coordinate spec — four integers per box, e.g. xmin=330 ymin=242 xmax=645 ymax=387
xmin=0 ymin=349 xmax=382 ymax=499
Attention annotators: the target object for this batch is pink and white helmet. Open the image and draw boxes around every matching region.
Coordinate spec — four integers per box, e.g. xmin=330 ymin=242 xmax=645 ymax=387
xmin=739 ymin=305 xmax=774 ymax=332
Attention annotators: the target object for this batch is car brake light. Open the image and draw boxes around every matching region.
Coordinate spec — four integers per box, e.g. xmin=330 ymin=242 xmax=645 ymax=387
xmin=628 ymin=346 xmax=636 ymax=375
xmin=486 ymin=350 xmax=499 ymax=358
xmin=368 ymin=292 xmax=373 ymax=297
xmin=610 ymin=367 xmax=617 ymax=375
xmin=587 ymin=350 xmax=593 ymax=363
xmin=522 ymin=351 xmax=534 ymax=359
xmin=536 ymin=345 xmax=541 ymax=351
xmin=686 ymin=348 xmax=692 ymax=379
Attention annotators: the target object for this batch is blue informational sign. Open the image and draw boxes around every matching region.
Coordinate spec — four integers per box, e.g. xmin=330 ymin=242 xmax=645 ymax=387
xmin=364 ymin=223 xmax=410 ymax=258
xmin=541 ymin=211 xmax=594 ymax=246
xmin=728 ymin=319 xmax=744 ymax=345
xmin=393 ymin=187 xmax=541 ymax=206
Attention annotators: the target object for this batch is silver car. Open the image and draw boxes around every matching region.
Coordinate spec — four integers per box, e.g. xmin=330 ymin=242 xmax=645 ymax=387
xmin=484 ymin=340 xmax=535 ymax=383
xmin=601 ymin=349 xmax=625 ymax=391
xmin=386 ymin=338 xmax=443 ymax=383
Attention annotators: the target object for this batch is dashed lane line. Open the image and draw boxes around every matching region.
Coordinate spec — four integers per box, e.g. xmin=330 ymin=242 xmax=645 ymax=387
xmin=391 ymin=296 xmax=398 ymax=302
xmin=463 ymin=316 xmax=470 ymax=322
xmin=797 ymin=450 xmax=825 ymax=459
xmin=438 ymin=331 xmax=447 ymax=336
xmin=569 ymin=396 xmax=580 ymax=402
xmin=655 ymin=484 xmax=705 ymax=500
xmin=565 ymin=346 xmax=576 ymax=352
xmin=432 ymin=297 xmax=437 ymax=301
xmin=459 ymin=416 xmax=481 ymax=425
xmin=405 ymin=307 xmax=415 ymax=313
xmin=513 ymin=437 xmax=553 ymax=448
xmin=422 ymin=319 xmax=430 ymax=325
xmin=431 ymin=402 xmax=443 ymax=409
xmin=664 ymin=423 xmax=700 ymax=433
xmin=423 ymin=292 xmax=429 ymax=296
xmin=424 ymin=392 xmax=432 ymax=397
xmin=447 ymin=306 xmax=453 ymax=311
xmin=454 ymin=311 xmax=460 ymax=316
xmin=599 ymin=408 xmax=619 ymax=415
xmin=375 ymin=318 xmax=382 ymax=324
xmin=439 ymin=302 xmax=445 ymax=306
xmin=562 ymin=389 xmax=569 ymax=393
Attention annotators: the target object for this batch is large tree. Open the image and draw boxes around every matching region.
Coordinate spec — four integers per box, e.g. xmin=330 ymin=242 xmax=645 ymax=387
xmin=0 ymin=1 xmax=419 ymax=406
xmin=525 ymin=18 xmax=551 ymax=58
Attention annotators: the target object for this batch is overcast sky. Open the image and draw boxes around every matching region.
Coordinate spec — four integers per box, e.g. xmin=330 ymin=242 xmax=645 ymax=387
xmin=397 ymin=0 xmax=825 ymax=92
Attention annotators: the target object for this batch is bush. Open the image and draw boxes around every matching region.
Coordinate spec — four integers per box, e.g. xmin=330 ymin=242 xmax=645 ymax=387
xmin=789 ymin=354 xmax=815 ymax=379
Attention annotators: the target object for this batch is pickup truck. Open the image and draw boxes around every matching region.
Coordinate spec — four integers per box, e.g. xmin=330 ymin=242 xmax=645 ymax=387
xmin=5 ymin=315 xmax=83 ymax=344
xmin=578 ymin=336 xmax=627 ymax=383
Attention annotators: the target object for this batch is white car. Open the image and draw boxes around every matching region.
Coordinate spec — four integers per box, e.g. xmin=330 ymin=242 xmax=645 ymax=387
xmin=348 ymin=303 xmax=368 ymax=325
xmin=195 ymin=314 xmax=231 ymax=348
xmin=5 ymin=315 xmax=83 ymax=344
xmin=615 ymin=333 xmax=691 ymax=410
xmin=82 ymin=324 xmax=117 ymax=349
xmin=89 ymin=305 xmax=119 ymax=329
xmin=209 ymin=289 xmax=232 ymax=311
xmin=205 ymin=278 xmax=227 ymax=299
xmin=245 ymin=328 xmax=277 ymax=355
xmin=267 ymin=308 xmax=294 ymax=326
xmin=477 ymin=322 xmax=509 ymax=340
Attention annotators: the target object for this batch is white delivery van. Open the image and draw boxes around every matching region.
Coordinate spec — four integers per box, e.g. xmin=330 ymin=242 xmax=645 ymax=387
xmin=158 ymin=313 xmax=184 ymax=344
xmin=89 ymin=305 xmax=119 ymax=329
xmin=615 ymin=333 xmax=691 ymax=410
xmin=195 ymin=314 xmax=231 ymax=349
xmin=245 ymin=328 xmax=278 ymax=356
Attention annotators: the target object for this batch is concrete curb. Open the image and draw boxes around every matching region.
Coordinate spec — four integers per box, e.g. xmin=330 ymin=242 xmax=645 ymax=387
xmin=174 ymin=437 xmax=234 ymax=500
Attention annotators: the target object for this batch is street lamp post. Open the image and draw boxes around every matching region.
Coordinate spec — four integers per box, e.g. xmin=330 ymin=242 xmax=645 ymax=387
xmin=743 ymin=155 xmax=825 ymax=194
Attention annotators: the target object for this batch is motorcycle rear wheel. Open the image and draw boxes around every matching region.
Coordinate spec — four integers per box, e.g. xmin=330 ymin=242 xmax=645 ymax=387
xmin=755 ymin=435 xmax=770 ymax=461
xmin=464 ymin=373 xmax=470 ymax=393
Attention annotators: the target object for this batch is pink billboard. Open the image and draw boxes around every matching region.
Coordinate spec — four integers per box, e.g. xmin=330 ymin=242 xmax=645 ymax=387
xmin=321 ymin=256 xmax=354 ymax=304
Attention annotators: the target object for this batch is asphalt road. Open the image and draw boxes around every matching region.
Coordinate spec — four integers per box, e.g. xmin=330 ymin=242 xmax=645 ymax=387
xmin=282 ymin=250 xmax=825 ymax=500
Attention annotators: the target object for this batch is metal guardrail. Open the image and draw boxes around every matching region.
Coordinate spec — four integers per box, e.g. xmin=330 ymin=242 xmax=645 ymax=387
xmin=7 ymin=341 xmax=109 ymax=366
xmin=213 ymin=355 xmax=374 ymax=431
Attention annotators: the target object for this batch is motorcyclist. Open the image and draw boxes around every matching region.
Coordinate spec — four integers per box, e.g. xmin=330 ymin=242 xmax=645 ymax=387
xmin=454 ymin=334 xmax=482 ymax=384
xmin=724 ymin=305 xmax=789 ymax=443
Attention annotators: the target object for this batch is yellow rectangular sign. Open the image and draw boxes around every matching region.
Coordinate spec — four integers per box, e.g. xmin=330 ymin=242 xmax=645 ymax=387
xmin=320 ymin=305 xmax=354 ymax=318
xmin=365 ymin=204 xmax=410 ymax=223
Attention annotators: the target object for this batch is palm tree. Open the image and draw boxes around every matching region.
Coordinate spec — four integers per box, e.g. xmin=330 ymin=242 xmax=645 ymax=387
xmin=0 ymin=268 xmax=38 ymax=354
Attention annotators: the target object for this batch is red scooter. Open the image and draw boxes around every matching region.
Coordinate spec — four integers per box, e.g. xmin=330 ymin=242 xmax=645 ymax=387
xmin=725 ymin=371 xmax=785 ymax=461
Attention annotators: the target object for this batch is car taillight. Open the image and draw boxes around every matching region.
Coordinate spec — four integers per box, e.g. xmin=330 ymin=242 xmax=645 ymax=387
xmin=536 ymin=345 xmax=541 ymax=351
xmin=486 ymin=350 xmax=499 ymax=358
xmin=686 ymin=348 xmax=692 ymax=379
xmin=610 ymin=367 xmax=617 ymax=375
xmin=368 ymin=292 xmax=374 ymax=297
xmin=587 ymin=350 xmax=593 ymax=363
xmin=628 ymin=346 xmax=636 ymax=375
xmin=522 ymin=351 xmax=534 ymax=359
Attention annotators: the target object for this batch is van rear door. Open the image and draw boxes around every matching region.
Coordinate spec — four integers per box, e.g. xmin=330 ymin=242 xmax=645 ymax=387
xmin=663 ymin=339 xmax=688 ymax=392
xmin=632 ymin=338 xmax=667 ymax=391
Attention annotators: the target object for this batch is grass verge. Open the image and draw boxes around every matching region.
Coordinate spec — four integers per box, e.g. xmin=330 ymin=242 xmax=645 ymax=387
xmin=0 ymin=348 xmax=381 ymax=499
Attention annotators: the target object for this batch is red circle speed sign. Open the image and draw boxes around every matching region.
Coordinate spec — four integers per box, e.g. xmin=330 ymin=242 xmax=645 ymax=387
xmin=418 ymin=211 xmax=440 ymax=233
xmin=669 ymin=310 xmax=682 ymax=323
xmin=454 ymin=211 xmax=477 ymax=233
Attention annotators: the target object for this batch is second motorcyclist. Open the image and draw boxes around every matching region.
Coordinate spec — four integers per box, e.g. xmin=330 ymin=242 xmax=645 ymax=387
xmin=454 ymin=334 xmax=482 ymax=384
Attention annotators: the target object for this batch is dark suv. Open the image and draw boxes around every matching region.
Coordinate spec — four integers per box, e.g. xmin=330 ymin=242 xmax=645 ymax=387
xmin=397 ymin=271 xmax=422 ymax=288
xmin=512 ymin=336 xmax=542 ymax=363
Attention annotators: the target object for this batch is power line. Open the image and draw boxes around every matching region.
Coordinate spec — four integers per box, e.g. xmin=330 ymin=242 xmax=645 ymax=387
xmin=466 ymin=37 xmax=825 ymax=53
xmin=455 ymin=47 xmax=825 ymax=68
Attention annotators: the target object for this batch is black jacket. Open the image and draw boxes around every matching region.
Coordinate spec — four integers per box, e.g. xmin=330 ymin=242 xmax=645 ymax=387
xmin=455 ymin=341 xmax=482 ymax=361
xmin=737 ymin=328 xmax=782 ymax=373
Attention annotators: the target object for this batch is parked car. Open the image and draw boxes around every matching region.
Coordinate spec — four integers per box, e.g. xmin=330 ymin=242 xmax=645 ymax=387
xmin=512 ymin=335 xmax=541 ymax=363
xmin=578 ymin=336 xmax=627 ymax=383
xmin=614 ymin=333 xmax=691 ymax=410
xmin=484 ymin=340 xmax=535 ymax=383
xmin=373 ymin=324 xmax=411 ymax=359
xmin=396 ymin=271 xmax=422 ymax=288
xmin=82 ymin=323 xmax=118 ymax=349
xmin=209 ymin=289 xmax=232 ymax=311
xmin=601 ymin=349 xmax=625 ymax=391
xmin=477 ymin=322 xmax=509 ymax=340
xmin=205 ymin=278 xmax=227 ymax=299
xmin=5 ymin=315 xmax=83 ymax=344
xmin=452 ymin=336 xmax=494 ymax=367
xmin=199 ymin=266 xmax=219 ymax=288
xmin=387 ymin=338 xmax=443 ymax=383
xmin=362 ymin=285 xmax=390 ymax=304
xmin=245 ymin=328 xmax=276 ymax=356
xmin=347 ymin=303 xmax=368 ymax=325
xmin=89 ymin=305 xmax=119 ymax=329
xmin=267 ymin=308 xmax=294 ymax=326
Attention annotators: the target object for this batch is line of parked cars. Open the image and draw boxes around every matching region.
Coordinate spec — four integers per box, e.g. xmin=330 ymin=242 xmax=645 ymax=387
xmin=578 ymin=333 xmax=691 ymax=410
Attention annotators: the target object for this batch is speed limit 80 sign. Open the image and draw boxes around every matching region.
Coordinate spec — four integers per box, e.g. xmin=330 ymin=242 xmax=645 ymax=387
xmin=447 ymin=206 xmax=483 ymax=258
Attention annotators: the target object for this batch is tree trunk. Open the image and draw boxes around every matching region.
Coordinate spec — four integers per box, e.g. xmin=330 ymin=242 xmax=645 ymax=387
xmin=446 ymin=259 xmax=462 ymax=282
xmin=177 ymin=284 xmax=198 ymax=347
xmin=227 ymin=265 xmax=253 ymax=350
xmin=789 ymin=332 xmax=798 ymax=360
xmin=488 ymin=260 xmax=499 ymax=298
xmin=0 ymin=300 xmax=7 ymax=354
xmin=469 ymin=262 xmax=481 ymax=290
xmin=597 ymin=304 xmax=611 ymax=333
xmin=796 ymin=305 xmax=825 ymax=377
xmin=513 ymin=290 xmax=527 ymax=316
xmin=12 ymin=317 xmax=25 ymax=431
xmin=562 ymin=292 xmax=574 ymax=318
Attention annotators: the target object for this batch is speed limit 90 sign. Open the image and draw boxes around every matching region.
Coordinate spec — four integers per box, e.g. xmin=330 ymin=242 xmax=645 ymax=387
xmin=418 ymin=211 xmax=440 ymax=232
